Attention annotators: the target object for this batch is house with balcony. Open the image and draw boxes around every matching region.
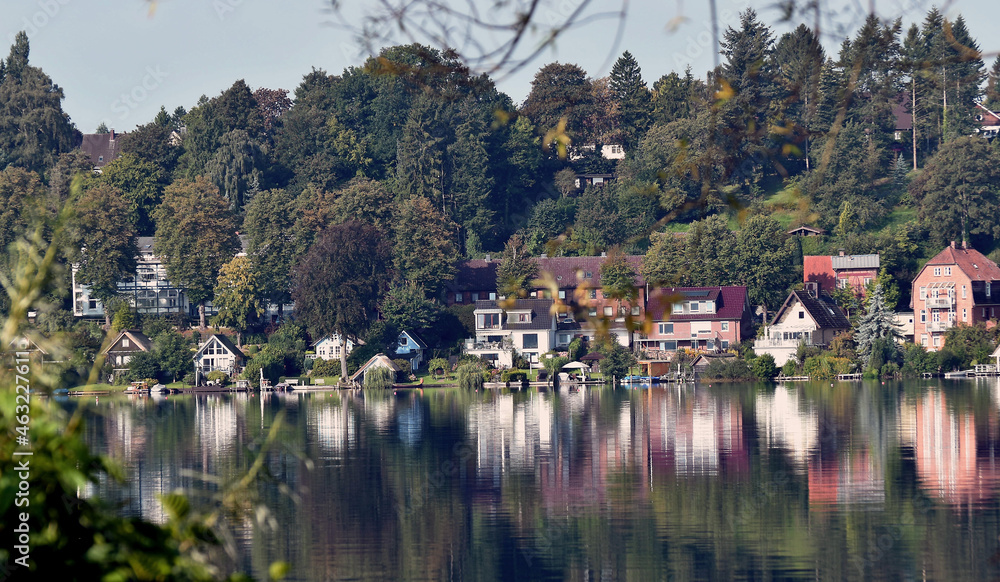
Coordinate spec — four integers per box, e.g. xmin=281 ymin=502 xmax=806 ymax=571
xmin=464 ymin=298 xmax=557 ymax=368
xmin=312 ymin=333 xmax=360 ymax=361
xmin=636 ymin=286 xmax=753 ymax=358
xmin=804 ymin=252 xmax=879 ymax=297
xmin=193 ymin=334 xmax=246 ymax=383
xmin=911 ymin=241 xmax=1000 ymax=351
xmin=754 ymin=286 xmax=851 ymax=366
xmin=448 ymin=254 xmax=645 ymax=347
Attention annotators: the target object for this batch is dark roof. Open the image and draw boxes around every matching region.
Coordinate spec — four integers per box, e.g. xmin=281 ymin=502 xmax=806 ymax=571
xmin=449 ymin=255 xmax=645 ymax=292
xmin=831 ymin=254 xmax=879 ymax=270
xmin=772 ymin=291 xmax=850 ymax=330
xmin=787 ymin=225 xmax=826 ymax=235
xmin=80 ymin=131 xmax=124 ymax=168
xmin=101 ymin=330 xmax=153 ymax=355
xmin=891 ymin=95 xmax=912 ymax=131
xmin=194 ymin=334 xmax=245 ymax=360
xmin=645 ymin=286 xmax=749 ymax=321
xmin=475 ymin=298 xmax=555 ymax=330
xmin=924 ymin=245 xmax=1000 ymax=282
xmin=400 ymin=330 xmax=428 ymax=349
xmin=137 ymin=237 xmax=155 ymax=253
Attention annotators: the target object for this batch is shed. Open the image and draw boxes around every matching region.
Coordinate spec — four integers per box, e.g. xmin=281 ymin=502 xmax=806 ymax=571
xmin=349 ymin=353 xmax=401 ymax=385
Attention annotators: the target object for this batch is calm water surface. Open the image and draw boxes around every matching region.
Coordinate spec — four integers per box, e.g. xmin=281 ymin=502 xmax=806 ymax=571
xmin=77 ymin=380 xmax=1000 ymax=581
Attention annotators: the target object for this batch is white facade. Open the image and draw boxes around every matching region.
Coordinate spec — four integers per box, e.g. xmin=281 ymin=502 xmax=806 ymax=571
xmin=194 ymin=335 xmax=245 ymax=379
xmin=754 ymin=292 xmax=848 ymax=367
xmin=465 ymin=300 xmax=557 ymax=369
xmin=314 ymin=334 xmax=357 ymax=361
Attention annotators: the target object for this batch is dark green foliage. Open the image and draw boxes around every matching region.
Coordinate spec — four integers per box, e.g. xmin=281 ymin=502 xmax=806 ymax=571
xmin=154 ymin=330 xmax=192 ymax=382
xmin=609 ymin=51 xmax=651 ymax=149
xmin=457 ymin=361 xmax=488 ymax=389
xmin=95 ymin=153 xmax=165 ymax=236
xmin=567 ymin=337 xmax=586 ymax=362
xmin=522 ymin=62 xmax=595 ymax=144
xmin=901 ymin=343 xmax=938 ymax=376
xmin=311 ymin=357 xmax=341 ymax=379
xmin=380 ymin=281 xmax=442 ymax=332
xmin=119 ymin=120 xmax=182 ymax=176
xmin=266 ymin=321 xmax=308 ymax=378
xmin=943 ymin=322 xmax=996 ymax=369
xmin=126 ymin=350 xmax=161 ymax=382
xmin=243 ymin=345 xmax=286 ymax=384
xmin=500 ymin=369 xmax=528 ymax=383
xmin=751 ymin=353 xmax=778 ymax=379
xmin=496 ymin=233 xmax=538 ymax=298
xmin=364 ymin=365 xmax=395 ymax=389
xmin=392 ymin=196 xmax=459 ymax=296
xmin=599 ymin=340 xmax=636 ymax=381
xmin=71 ymin=184 xmax=137 ymax=310
xmin=703 ymin=358 xmax=754 ymax=380
xmin=243 ymin=188 xmax=300 ymax=307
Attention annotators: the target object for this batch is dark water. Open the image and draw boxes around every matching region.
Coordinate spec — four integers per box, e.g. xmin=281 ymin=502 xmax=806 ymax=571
xmin=78 ymin=380 xmax=1000 ymax=581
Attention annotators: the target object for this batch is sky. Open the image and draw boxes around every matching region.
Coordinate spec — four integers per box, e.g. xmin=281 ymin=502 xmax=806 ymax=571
xmin=1 ymin=0 xmax=995 ymax=134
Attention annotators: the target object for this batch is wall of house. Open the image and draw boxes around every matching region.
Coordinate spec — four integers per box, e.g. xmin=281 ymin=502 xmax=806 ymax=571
xmin=912 ymin=267 xmax=972 ymax=351
xmin=641 ymin=319 xmax=742 ymax=352
xmin=316 ymin=337 xmax=353 ymax=361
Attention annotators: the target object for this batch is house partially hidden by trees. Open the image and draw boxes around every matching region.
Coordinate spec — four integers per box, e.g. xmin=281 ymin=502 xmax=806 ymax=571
xmin=395 ymin=330 xmax=427 ymax=371
xmin=101 ymin=330 xmax=153 ymax=380
xmin=350 ymin=354 xmax=401 ymax=386
xmin=465 ymin=298 xmax=558 ymax=368
xmin=638 ymin=286 xmax=753 ymax=358
xmin=804 ymin=252 xmax=880 ymax=297
xmin=312 ymin=333 xmax=360 ymax=361
xmin=193 ymin=334 xmax=246 ymax=383
xmin=754 ymin=287 xmax=851 ymax=366
xmin=911 ymin=241 xmax=1000 ymax=351
xmin=79 ymin=129 xmax=124 ymax=171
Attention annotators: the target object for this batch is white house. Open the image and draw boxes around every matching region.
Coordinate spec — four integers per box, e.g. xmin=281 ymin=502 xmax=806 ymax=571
xmin=464 ymin=298 xmax=557 ymax=368
xmin=753 ymin=287 xmax=851 ymax=367
xmin=395 ymin=330 xmax=427 ymax=370
xmin=193 ymin=334 xmax=246 ymax=383
xmin=312 ymin=333 xmax=361 ymax=361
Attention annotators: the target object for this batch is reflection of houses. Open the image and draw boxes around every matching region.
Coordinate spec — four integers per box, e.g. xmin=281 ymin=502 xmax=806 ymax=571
xmin=754 ymin=288 xmax=851 ymax=367
xmin=193 ymin=334 xmax=245 ymax=380
xmin=395 ymin=330 xmax=427 ymax=371
xmin=804 ymin=252 xmax=879 ymax=297
xmin=900 ymin=390 xmax=1000 ymax=505
xmin=101 ymin=330 xmax=153 ymax=379
xmin=465 ymin=299 xmax=556 ymax=368
xmin=638 ymin=286 xmax=753 ymax=355
xmin=910 ymin=241 xmax=1000 ymax=351
xmin=807 ymin=451 xmax=885 ymax=509
xmin=755 ymin=385 xmax=818 ymax=468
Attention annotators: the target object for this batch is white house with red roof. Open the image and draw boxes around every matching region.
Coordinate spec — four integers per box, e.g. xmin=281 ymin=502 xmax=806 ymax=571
xmin=637 ymin=286 xmax=753 ymax=358
xmin=911 ymin=241 xmax=1000 ymax=351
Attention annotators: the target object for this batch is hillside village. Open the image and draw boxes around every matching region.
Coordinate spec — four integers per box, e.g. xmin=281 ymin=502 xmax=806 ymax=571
xmin=5 ymin=7 xmax=1000 ymax=387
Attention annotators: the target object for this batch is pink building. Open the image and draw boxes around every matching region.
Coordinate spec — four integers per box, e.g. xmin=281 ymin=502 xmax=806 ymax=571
xmin=803 ymin=252 xmax=879 ymax=297
xmin=637 ymin=286 xmax=753 ymax=356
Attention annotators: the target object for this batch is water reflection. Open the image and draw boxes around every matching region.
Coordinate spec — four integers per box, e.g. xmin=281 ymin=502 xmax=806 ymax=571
xmin=80 ymin=382 xmax=1000 ymax=581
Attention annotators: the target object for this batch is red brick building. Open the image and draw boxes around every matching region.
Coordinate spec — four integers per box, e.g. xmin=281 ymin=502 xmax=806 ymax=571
xmin=911 ymin=242 xmax=1000 ymax=351
xmin=804 ymin=252 xmax=879 ymax=297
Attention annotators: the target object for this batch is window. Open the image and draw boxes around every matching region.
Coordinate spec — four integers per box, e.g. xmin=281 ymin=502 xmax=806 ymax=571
xmin=838 ymin=278 xmax=848 ymax=289
xmin=690 ymin=302 xmax=700 ymax=312
xmin=559 ymin=290 xmax=566 ymax=299
xmin=479 ymin=313 xmax=500 ymax=328
xmin=932 ymin=311 xmax=940 ymax=323
xmin=706 ymin=340 xmax=715 ymax=350
xmin=864 ymin=278 xmax=872 ymax=286
xmin=88 ymin=300 xmax=98 ymax=310
xmin=631 ymin=306 xmax=640 ymax=316
xmin=522 ymin=334 xmax=538 ymax=349
xmin=920 ymin=310 xmax=926 ymax=322
xmin=122 ymin=339 xmax=130 ymax=348
xmin=489 ymin=293 xmax=496 ymax=300
xmin=589 ymin=308 xmax=597 ymax=317
xmin=604 ymin=306 xmax=614 ymax=317
xmin=963 ymin=309 xmax=968 ymax=321
xmin=658 ymin=323 xmax=673 ymax=335
xmin=661 ymin=340 xmax=677 ymax=351
xmin=962 ymin=285 xmax=967 ymax=299
xmin=721 ymin=322 xmax=729 ymax=331
xmin=933 ymin=267 xmax=941 ymax=276
xmin=798 ymin=311 xmax=805 ymax=319
xmin=455 ymin=293 xmax=463 ymax=303
xmin=988 ymin=284 xmax=993 ymax=298
xmin=98 ymin=155 xmax=104 ymax=162
xmin=921 ymin=334 xmax=928 ymax=346
xmin=584 ymin=271 xmax=593 ymax=279
xmin=944 ymin=267 xmax=952 ymax=276
xmin=933 ymin=336 xmax=940 ymax=347
xmin=518 ymin=313 xmax=528 ymax=322
xmin=590 ymin=289 xmax=597 ymax=299
xmin=471 ymin=292 xmax=479 ymax=301
xmin=919 ymin=287 xmax=927 ymax=300
xmin=721 ymin=340 xmax=729 ymax=350
xmin=399 ymin=336 xmax=407 ymax=346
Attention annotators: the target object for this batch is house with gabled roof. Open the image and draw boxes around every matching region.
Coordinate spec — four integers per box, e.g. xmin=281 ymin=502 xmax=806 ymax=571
xmin=754 ymin=288 xmax=851 ymax=366
xmin=101 ymin=330 xmax=154 ymax=379
xmin=313 ymin=333 xmax=361 ymax=361
xmin=465 ymin=298 xmax=557 ymax=368
xmin=638 ymin=286 xmax=753 ymax=358
xmin=193 ymin=334 xmax=245 ymax=383
xmin=80 ymin=130 xmax=124 ymax=171
xmin=911 ymin=241 xmax=1000 ymax=351
xmin=395 ymin=330 xmax=427 ymax=370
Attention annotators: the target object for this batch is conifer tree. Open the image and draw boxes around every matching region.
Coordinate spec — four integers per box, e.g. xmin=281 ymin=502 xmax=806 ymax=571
xmin=855 ymin=283 xmax=901 ymax=370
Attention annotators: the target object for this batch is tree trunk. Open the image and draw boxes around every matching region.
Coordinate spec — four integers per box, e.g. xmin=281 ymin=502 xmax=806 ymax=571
xmin=340 ymin=336 xmax=349 ymax=384
xmin=199 ymin=301 xmax=206 ymax=329
xmin=105 ymin=309 xmax=111 ymax=329
xmin=236 ymin=331 xmax=242 ymax=348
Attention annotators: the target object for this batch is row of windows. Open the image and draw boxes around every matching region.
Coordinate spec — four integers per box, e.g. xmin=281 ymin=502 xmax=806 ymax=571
xmin=932 ymin=267 xmax=953 ymax=277
xmin=656 ymin=322 xmax=730 ymax=335
xmin=657 ymin=339 xmax=729 ymax=351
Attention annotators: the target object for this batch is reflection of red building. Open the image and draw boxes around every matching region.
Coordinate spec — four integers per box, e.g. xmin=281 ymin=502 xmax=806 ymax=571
xmin=807 ymin=449 xmax=884 ymax=509
xmin=911 ymin=392 xmax=1000 ymax=505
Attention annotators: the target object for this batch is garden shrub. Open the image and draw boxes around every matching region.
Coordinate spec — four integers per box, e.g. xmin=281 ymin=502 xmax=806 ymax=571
xmin=363 ymin=365 xmax=395 ymax=389
xmin=501 ymin=369 xmax=528 ymax=383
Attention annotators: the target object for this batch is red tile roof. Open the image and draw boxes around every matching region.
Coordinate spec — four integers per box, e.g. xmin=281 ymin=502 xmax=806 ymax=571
xmin=645 ymin=286 xmax=748 ymax=321
xmin=925 ymin=246 xmax=1000 ymax=282
xmin=449 ymin=255 xmax=645 ymax=292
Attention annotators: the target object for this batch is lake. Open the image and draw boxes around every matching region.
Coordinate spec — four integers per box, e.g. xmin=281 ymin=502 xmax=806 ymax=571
xmin=77 ymin=380 xmax=1000 ymax=581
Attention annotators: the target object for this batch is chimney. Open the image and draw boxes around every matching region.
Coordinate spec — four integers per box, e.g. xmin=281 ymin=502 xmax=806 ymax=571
xmin=963 ymin=240 xmax=968 ymax=250
xmin=110 ymin=129 xmax=115 ymax=140
xmin=484 ymin=254 xmax=490 ymax=262
xmin=951 ymin=241 xmax=956 ymax=249
xmin=601 ymin=251 xmax=607 ymax=257
xmin=838 ymin=250 xmax=845 ymax=257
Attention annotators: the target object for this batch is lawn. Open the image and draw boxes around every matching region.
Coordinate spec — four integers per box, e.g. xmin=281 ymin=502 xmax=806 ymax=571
xmin=68 ymin=383 xmax=125 ymax=393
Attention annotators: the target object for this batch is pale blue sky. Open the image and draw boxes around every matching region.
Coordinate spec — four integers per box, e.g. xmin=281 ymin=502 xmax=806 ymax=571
xmin=1 ymin=0 xmax=994 ymax=133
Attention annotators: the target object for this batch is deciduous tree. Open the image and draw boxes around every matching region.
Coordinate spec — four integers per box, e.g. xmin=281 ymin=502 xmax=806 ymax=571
xmin=212 ymin=255 xmax=266 ymax=346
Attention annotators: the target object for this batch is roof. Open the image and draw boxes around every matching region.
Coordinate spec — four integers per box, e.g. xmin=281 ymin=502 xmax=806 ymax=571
xmin=645 ymin=286 xmax=749 ymax=321
xmin=692 ymin=353 xmax=737 ymax=367
xmin=580 ymin=352 xmax=605 ymax=361
xmin=80 ymin=131 xmax=124 ymax=168
xmin=194 ymin=334 xmax=245 ymax=360
xmin=349 ymin=353 xmax=401 ymax=382
xmin=891 ymin=95 xmax=913 ymax=131
xmin=830 ymin=254 xmax=880 ymax=270
xmin=400 ymin=330 xmax=428 ymax=349
xmin=772 ymin=291 xmax=850 ymax=330
xmin=311 ymin=333 xmax=362 ymax=348
xmin=101 ymin=330 xmax=153 ymax=355
xmin=923 ymin=244 xmax=1000 ymax=282
xmin=448 ymin=255 xmax=646 ymax=292
xmin=8 ymin=335 xmax=47 ymax=354
xmin=475 ymin=298 xmax=555 ymax=330
xmin=787 ymin=225 xmax=825 ymax=235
